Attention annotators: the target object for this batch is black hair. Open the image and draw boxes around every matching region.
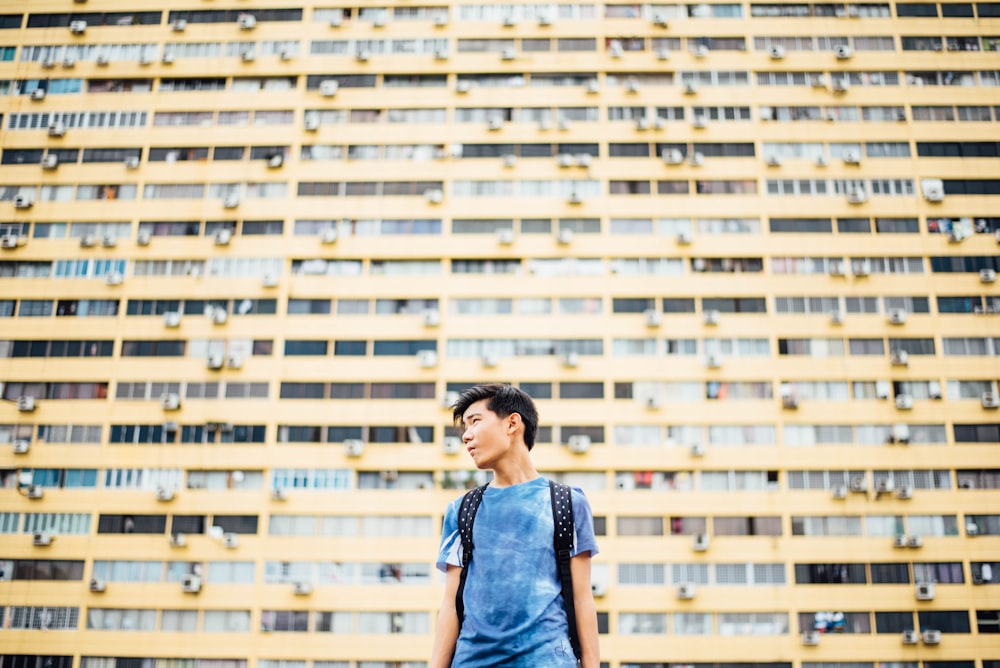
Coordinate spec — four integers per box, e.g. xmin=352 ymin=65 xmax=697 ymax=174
xmin=451 ymin=383 xmax=539 ymax=451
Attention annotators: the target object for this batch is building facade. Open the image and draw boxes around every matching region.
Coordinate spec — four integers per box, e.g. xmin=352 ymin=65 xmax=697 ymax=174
xmin=0 ymin=0 xmax=998 ymax=667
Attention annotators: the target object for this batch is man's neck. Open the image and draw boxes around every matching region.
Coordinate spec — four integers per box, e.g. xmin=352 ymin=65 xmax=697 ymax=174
xmin=490 ymin=451 xmax=540 ymax=488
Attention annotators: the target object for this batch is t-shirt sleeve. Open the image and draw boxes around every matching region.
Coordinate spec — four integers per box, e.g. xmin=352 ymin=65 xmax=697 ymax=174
xmin=435 ymin=497 xmax=463 ymax=573
xmin=571 ymin=487 xmax=600 ymax=558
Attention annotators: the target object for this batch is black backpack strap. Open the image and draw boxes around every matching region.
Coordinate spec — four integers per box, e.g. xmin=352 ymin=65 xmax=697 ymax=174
xmin=455 ymin=483 xmax=486 ymax=628
xmin=550 ymin=480 xmax=582 ymax=661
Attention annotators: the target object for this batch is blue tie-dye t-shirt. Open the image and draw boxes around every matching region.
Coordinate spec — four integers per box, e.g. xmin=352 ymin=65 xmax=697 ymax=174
xmin=436 ymin=477 xmax=599 ymax=667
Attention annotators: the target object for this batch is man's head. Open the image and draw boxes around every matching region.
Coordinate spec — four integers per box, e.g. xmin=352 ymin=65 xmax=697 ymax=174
xmin=452 ymin=383 xmax=539 ymax=451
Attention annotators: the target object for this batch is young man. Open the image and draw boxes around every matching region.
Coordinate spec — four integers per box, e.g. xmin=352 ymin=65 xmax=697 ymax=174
xmin=431 ymin=383 xmax=600 ymax=667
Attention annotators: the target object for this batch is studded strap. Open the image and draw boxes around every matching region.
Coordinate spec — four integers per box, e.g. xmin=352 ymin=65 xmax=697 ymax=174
xmin=455 ymin=483 xmax=486 ymax=626
xmin=550 ymin=480 xmax=581 ymax=661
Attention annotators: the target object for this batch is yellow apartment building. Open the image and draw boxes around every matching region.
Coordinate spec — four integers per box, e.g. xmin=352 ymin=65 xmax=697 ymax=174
xmin=0 ymin=0 xmax=998 ymax=666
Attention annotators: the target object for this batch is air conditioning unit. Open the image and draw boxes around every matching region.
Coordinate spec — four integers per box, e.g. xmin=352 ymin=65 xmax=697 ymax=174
xmin=421 ymin=309 xmax=441 ymax=327
xmin=693 ymin=44 xmax=709 ymax=58
xmin=896 ymin=485 xmax=914 ymax=500
xmin=982 ymin=392 xmax=1000 ymax=409
xmin=372 ymin=15 xmax=387 ymax=27
xmin=261 ymin=272 xmax=279 ymax=288
xmin=41 ymin=154 xmax=59 ymax=170
xmin=41 ymin=56 xmax=56 ymax=69
xmin=69 ymin=20 xmax=87 ymax=34
xmin=902 ymin=629 xmax=920 ymax=645
xmin=664 ymin=149 xmax=684 ymax=165
xmin=182 ymin=574 xmax=202 ymax=593
xmin=89 ymin=578 xmax=107 ymax=592
xmin=355 ymin=49 xmax=370 ymax=62
xmin=842 ymin=149 xmax=861 ymax=165
xmin=33 ymin=532 xmax=53 ymax=546
xmin=801 ymin=630 xmax=821 ymax=646
xmin=645 ymin=395 xmax=661 ymax=410
xmin=642 ymin=309 xmax=662 ymax=327
xmin=417 ymin=350 xmax=438 ymax=368
xmin=169 ymin=533 xmax=187 ymax=548
xmin=344 ymin=439 xmax=365 ymax=457
xmin=163 ymin=421 xmax=179 ymax=434
xmin=538 ymin=11 xmax=554 ymax=25
xmin=304 ymin=113 xmax=321 ymax=132
xmin=425 ymin=189 xmax=444 ymax=204
xmin=829 ymin=309 xmax=845 ymax=325
xmin=80 ymin=233 xmax=97 ymax=248
xmin=896 ymin=394 xmax=913 ymax=410
xmin=319 ymin=80 xmax=339 ymax=97
xmin=26 ymin=485 xmax=44 ymax=499
xmin=922 ymin=629 xmax=942 ymax=645
xmin=435 ymin=47 xmax=449 ymax=60
xmin=849 ymin=477 xmax=867 ymax=493
xmin=652 ymin=11 xmax=669 ymax=26
xmin=1 ymin=234 xmax=19 ymax=249
xmin=676 ymin=583 xmax=697 ymax=600
xmin=48 ymin=122 xmax=66 ymax=137
xmin=890 ymin=350 xmax=909 ymax=367
xmin=887 ymin=308 xmax=907 ymax=325
xmin=500 ymin=47 xmax=516 ymax=61
xmin=161 ymin=393 xmax=181 ymax=410
xmin=590 ymin=576 xmax=608 ymax=598
xmin=811 ymin=74 xmax=827 ymax=88
xmin=831 ymin=485 xmax=847 ymax=499
xmin=222 ymin=532 xmax=239 ymax=548
xmin=443 ymin=436 xmax=463 ymax=455
xmin=769 ymin=45 xmax=786 ymax=59
xmin=267 ymin=154 xmax=284 ymax=169
xmin=692 ymin=116 xmax=707 ymax=129
xmin=893 ymin=423 xmax=910 ymax=444
xmin=567 ymin=435 xmax=591 ymax=454
xmin=835 ymin=45 xmax=853 ymax=59
xmin=223 ymin=195 xmax=240 ymax=209
xmin=207 ymin=353 xmax=225 ymax=370
xmin=237 ymin=14 xmax=257 ymax=30
xmin=703 ymin=310 xmax=720 ymax=326
xmin=689 ymin=442 xmax=706 ymax=457
xmin=689 ymin=152 xmax=705 ymax=166
xmin=920 ymin=178 xmax=945 ymax=202
xmin=162 ymin=311 xmax=181 ymax=328
xmin=102 ymin=234 xmax=117 ymax=248
xmin=502 ymin=13 xmax=518 ymax=26
xmin=893 ymin=535 xmax=906 ymax=549
xmin=329 ymin=13 xmax=343 ymax=27
xmin=875 ymin=479 xmax=895 ymax=495
xmin=978 ymin=268 xmax=997 ymax=284
xmin=832 ymin=78 xmax=850 ymax=92
xmin=683 ymin=81 xmax=699 ymax=95
xmin=692 ymin=533 xmax=710 ymax=551
xmin=915 ymin=582 xmax=935 ymax=600
xmin=496 ymin=228 xmax=515 ymax=244
xmin=172 ymin=19 xmax=187 ymax=32
xmin=781 ymin=392 xmax=799 ymax=410
xmin=907 ymin=535 xmax=923 ymax=548
xmin=293 ymin=581 xmax=313 ymax=595
xmin=214 ymin=228 xmax=233 ymax=245
xmin=816 ymin=154 xmax=829 ymax=167
xmin=586 ymin=79 xmax=600 ymax=93
xmin=557 ymin=228 xmax=574 ymax=245
xmin=18 ymin=396 xmax=37 ymax=412
xmin=560 ymin=351 xmax=580 ymax=367
xmin=456 ymin=80 xmax=472 ymax=93
xmin=211 ymin=308 xmax=228 ymax=325
xmin=156 ymin=487 xmax=175 ymax=502
xmin=481 ymin=354 xmax=499 ymax=368
xmin=766 ymin=154 xmax=783 ymax=167
xmin=13 ymin=439 xmax=30 ymax=454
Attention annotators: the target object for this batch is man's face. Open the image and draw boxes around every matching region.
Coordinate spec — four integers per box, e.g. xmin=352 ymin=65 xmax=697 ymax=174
xmin=460 ymin=399 xmax=513 ymax=469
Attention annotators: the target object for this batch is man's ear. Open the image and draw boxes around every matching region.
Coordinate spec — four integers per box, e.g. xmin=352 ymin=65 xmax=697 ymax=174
xmin=507 ymin=412 xmax=523 ymax=434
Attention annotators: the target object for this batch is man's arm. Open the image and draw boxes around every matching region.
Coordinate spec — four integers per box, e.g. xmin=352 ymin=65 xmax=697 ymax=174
xmin=430 ymin=565 xmax=462 ymax=668
xmin=570 ymin=553 xmax=600 ymax=668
